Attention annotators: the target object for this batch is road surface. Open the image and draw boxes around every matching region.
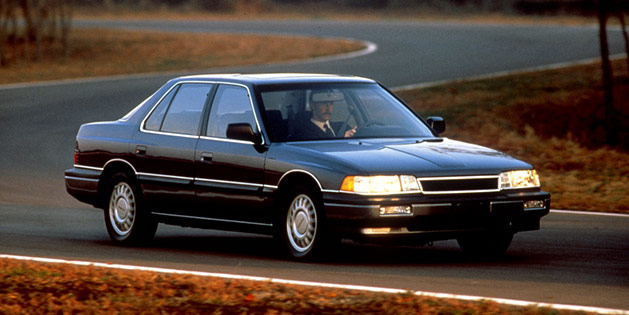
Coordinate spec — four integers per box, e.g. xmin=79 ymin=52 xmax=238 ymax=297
xmin=1 ymin=19 xmax=627 ymax=310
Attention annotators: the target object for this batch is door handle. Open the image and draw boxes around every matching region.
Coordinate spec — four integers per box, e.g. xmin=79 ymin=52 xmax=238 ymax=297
xmin=200 ymin=152 xmax=213 ymax=163
xmin=135 ymin=145 xmax=147 ymax=156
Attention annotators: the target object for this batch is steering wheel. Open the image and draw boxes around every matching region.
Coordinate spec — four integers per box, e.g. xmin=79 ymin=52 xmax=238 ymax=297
xmin=357 ymin=121 xmax=381 ymax=129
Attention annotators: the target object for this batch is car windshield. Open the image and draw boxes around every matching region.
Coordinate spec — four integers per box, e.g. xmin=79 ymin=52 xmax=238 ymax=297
xmin=259 ymin=83 xmax=434 ymax=142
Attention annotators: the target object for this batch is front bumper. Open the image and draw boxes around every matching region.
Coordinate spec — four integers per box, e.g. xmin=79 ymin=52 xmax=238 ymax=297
xmin=323 ymin=189 xmax=550 ymax=243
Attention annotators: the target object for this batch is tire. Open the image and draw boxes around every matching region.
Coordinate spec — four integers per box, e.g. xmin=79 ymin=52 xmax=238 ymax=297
xmin=277 ymin=185 xmax=327 ymax=260
xmin=104 ymin=173 xmax=157 ymax=245
xmin=456 ymin=228 xmax=513 ymax=259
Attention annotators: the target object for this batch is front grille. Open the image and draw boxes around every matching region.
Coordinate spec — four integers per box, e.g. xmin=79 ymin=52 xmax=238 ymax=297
xmin=419 ymin=176 xmax=499 ymax=194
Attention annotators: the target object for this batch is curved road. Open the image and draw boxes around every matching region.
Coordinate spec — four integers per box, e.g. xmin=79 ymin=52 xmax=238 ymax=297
xmin=1 ymin=20 xmax=627 ymax=310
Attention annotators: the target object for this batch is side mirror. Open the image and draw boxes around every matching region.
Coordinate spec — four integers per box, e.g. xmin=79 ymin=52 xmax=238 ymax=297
xmin=426 ymin=116 xmax=446 ymax=135
xmin=226 ymin=123 xmax=263 ymax=145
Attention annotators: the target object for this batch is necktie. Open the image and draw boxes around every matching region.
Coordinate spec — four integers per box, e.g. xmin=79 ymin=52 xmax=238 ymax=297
xmin=324 ymin=124 xmax=335 ymax=137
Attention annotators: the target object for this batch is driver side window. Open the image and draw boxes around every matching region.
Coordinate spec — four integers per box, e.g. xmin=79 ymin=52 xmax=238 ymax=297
xmin=206 ymin=85 xmax=257 ymax=138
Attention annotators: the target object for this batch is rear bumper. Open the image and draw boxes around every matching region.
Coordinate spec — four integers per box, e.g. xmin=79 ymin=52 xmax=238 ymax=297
xmin=323 ymin=190 xmax=550 ymax=243
xmin=65 ymin=167 xmax=101 ymax=207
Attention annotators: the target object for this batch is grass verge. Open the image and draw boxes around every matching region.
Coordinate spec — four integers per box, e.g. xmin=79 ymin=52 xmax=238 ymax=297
xmin=397 ymin=59 xmax=629 ymax=213
xmin=0 ymin=258 xmax=596 ymax=314
xmin=0 ymin=28 xmax=365 ymax=85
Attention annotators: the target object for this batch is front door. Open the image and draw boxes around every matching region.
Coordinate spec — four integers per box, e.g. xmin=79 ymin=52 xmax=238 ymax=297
xmin=194 ymin=84 xmax=268 ymax=224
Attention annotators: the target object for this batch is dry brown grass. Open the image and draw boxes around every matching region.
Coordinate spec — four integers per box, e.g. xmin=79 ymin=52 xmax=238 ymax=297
xmin=398 ymin=60 xmax=629 ymax=213
xmin=0 ymin=258 xmax=593 ymax=314
xmin=0 ymin=28 xmax=365 ymax=85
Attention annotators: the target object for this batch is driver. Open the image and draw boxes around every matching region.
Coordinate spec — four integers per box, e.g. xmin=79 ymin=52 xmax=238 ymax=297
xmin=298 ymin=91 xmax=357 ymax=139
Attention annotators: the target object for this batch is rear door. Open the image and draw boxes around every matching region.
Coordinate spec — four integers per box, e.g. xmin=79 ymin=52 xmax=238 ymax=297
xmin=193 ymin=83 xmax=269 ymax=224
xmin=132 ymin=82 xmax=214 ymax=215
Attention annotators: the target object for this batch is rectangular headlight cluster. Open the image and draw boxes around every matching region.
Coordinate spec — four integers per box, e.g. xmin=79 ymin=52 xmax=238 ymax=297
xmin=341 ymin=170 xmax=541 ymax=194
xmin=341 ymin=175 xmax=420 ymax=194
xmin=500 ymin=170 xmax=541 ymax=189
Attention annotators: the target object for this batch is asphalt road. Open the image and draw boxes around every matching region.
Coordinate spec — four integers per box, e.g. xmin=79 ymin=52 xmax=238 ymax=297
xmin=1 ymin=20 xmax=627 ymax=310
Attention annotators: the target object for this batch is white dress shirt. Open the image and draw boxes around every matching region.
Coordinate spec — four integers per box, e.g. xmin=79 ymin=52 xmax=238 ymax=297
xmin=311 ymin=118 xmax=335 ymax=136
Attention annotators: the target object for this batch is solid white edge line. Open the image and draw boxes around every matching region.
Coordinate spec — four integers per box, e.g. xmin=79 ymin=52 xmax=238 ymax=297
xmin=277 ymin=39 xmax=378 ymax=65
xmin=551 ymin=209 xmax=629 ymax=218
xmin=1 ymin=254 xmax=628 ymax=315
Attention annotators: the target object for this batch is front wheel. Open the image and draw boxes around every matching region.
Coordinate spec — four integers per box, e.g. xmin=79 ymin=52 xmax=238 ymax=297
xmin=104 ymin=173 xmax=157 ymax=245
xmin=278 ymin=186 xmax=327 ymax=260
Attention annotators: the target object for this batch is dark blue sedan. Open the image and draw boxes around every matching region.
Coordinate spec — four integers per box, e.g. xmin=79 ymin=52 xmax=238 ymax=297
xmin=65 ymin=73 xmax=550 ymax=259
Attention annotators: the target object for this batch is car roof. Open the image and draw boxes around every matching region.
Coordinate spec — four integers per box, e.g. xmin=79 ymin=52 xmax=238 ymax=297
xmin=174 ymin=73 xmax=377 ymax=86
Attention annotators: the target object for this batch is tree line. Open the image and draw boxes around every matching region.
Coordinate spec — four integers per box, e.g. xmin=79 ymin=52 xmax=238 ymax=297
xmin=0 ymin=0 xmax=72 ymax=66
xmin=77 ymin=0 xmax=628 ymax=14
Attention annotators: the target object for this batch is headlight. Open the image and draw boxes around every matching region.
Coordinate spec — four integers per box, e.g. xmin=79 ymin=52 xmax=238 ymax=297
xmin=341 ymin=175 xmax=421 ymax=194
xmin=500 ymin=170 xmax=540 ymax=189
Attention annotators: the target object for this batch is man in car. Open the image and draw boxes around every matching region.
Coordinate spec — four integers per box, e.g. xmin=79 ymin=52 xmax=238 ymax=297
xmin=297 ymin=91 xmax=357 ymax=139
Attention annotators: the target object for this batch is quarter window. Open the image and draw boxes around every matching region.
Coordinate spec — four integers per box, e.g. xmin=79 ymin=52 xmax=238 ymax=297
xmin=206 ymin=85 xmax=257 ymax=138
xmin=145 ymin=85 xmax=178 ymax=131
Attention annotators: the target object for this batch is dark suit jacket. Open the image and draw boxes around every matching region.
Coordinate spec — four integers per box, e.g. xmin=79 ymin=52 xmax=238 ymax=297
xmin=295 ymin=120 xmax=330 ymax=140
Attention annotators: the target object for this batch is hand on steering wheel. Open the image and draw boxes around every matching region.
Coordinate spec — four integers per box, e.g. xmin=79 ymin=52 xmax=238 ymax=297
xmin=344 ymin=126 xmax=357 ymax=138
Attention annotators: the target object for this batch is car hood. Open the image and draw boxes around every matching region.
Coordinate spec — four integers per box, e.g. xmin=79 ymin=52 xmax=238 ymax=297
xmin=286 ymin=138 xmax=532 ymax=176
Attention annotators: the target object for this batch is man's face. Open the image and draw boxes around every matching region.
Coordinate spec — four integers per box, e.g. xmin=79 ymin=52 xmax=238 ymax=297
xmin=311 ymin=101 xmax=334 ymax=122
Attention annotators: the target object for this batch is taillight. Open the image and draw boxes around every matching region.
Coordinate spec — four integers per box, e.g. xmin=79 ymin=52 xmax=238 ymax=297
xmin=74 ymin=140 xmax=79 ymax=165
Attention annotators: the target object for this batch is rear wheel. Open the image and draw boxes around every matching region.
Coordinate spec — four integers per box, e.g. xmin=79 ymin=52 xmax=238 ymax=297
xmin=104 ymin=173 xmax=157 ymax=245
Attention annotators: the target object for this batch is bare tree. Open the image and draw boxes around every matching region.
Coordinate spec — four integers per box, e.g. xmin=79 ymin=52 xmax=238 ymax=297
xmin=594 ymin=0 xmax=618 ymax=145
xmin=20 ymin=0 xmax=33 ymax=60
xmin=58 ymin=0 xmax=72 ymax=58
xmin=617 ymin=5 xmax=629 ymax=75
xmin=45 ymin=0 xmax=72 ymax=57
xmin=47 ymin=0 xmax=56 ymax=40
xmin=11 ymin=0 xmax=72 ymax=63
xmin=32 ymin=0 xmax=50 ymax=60
xmin=0 ymin=0 xmax=17 ymax=65
xmin=615 ymin=3 xmax=629 ymax=147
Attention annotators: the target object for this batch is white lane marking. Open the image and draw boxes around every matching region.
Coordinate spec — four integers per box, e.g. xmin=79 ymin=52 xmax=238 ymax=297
xmin=391 ymin=53 xmax=628 ymax=92
xmin=1 ymin=254 xmax=627 ymax=315
xmin=276 ymin=39 xmax=378 ymax=65
xmin=551 ymin=209 xmax=629 ymax=218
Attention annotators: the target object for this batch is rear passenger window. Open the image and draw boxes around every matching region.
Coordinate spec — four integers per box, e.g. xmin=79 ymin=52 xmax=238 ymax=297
xmin=145 ymin=83 xmax=213 ymax=135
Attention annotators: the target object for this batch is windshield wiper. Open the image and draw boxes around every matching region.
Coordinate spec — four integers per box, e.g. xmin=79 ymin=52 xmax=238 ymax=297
xmin=416 ymin=138 xmax=444 ymax=143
